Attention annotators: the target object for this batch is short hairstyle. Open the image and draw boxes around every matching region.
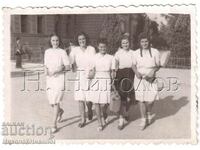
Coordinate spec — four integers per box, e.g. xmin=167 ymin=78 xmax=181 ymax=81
xmin=97 ymin=38 xmax=108 ymax=45
xmin=16 ymin=37 xmax=21 ymax=41
xmin=119 ymin=34 xmax=130 ymax=48
xmin=75 ymin=32 xmax=90 ymax=46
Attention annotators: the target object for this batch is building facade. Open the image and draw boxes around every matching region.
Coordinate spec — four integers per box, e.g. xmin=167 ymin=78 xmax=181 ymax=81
xmin=11 ymin=15 xmax=108 ymax=62
xmin=11 ymin=14 xmax=144 ymax=62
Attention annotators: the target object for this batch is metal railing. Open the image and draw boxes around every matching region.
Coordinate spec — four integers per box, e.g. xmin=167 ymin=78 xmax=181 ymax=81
xmin=165 ymin=57 xmax=191 ymax=69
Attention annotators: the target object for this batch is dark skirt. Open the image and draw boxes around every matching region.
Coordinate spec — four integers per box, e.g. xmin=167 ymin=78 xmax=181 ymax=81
xmin=114 ymin=68 xmax=135 ymax=102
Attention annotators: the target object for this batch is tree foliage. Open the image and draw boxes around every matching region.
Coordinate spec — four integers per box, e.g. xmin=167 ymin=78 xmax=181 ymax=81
xmin=99 ymin=13 xmax=190 ymax=59
xmin=159 ymin=14 xmax=191 ymax=57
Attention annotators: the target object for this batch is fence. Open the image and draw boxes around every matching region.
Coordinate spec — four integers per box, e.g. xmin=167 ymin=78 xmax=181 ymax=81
xmin=165 ymin=57 xmax=191 ymax=69
xmin=18 ymin=47 xmax=191 ymax=69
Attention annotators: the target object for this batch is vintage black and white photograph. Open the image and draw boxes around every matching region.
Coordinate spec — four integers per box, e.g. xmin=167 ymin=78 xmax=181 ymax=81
xmin=3 ymin=5 xmax=197 ymax=144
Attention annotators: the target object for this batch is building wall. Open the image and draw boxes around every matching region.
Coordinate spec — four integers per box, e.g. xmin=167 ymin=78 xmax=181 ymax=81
xmin=75 ymin=15 xmax=105 ymax=45
xmin=11 ymin=14 xmax=106 ymax=62
xmin=11 ymin=14 xmax=135 ymax=63
xmin=11 ymin=15 xmax=66 ymax=62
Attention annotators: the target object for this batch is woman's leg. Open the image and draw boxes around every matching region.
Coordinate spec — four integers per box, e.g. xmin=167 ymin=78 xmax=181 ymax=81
xmin=101 ymin=104 xmax=108 ymax=121
xmin=118 ymin=100 xmax=126 ymax=130
xmin=101 ymin=104 xmax=108 ymax=125
xmin=139 ymin=102 xmax=147 ymax=119
xmin=57 ymin=103 xmax=64 ymax=122
xmin=78 ymin=101 xmax=86 ymax=125
xmin=139 ymin=102 xmax=148 ymax=130
xmin=146 ymin=101 xmax=154 ymax=113
xmin=52 ymin=104 xmax=59 ymax=129
xmin=95 ymin=103 xmax=103 ymax=128
xmin=146 ymin=101 xmax=155 ymax=124
xmin=124 ymin=98 xmax=130 ymax=121
xmin=86 ymin=101 xmax=93 ymax=120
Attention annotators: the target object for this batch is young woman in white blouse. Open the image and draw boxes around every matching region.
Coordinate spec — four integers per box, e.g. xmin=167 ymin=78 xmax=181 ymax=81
xmin=88 ymin=39 xmax=115 ymax=131
xmin=44 ymin=34 xmax=70 ymax=133
xmin=70 ymin=32 xmax=96 ymax=128
xmin=114 ymin=35 xmax=135 ymax=130
xmin=132 ymin=33 xmax=160 ymax=130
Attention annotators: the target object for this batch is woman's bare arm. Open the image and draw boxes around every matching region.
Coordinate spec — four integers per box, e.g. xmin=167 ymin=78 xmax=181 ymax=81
xmin=44 ymin=66 xmax=48 ymax=76
xmin=132 ymin=65 xmax=142 ymax=79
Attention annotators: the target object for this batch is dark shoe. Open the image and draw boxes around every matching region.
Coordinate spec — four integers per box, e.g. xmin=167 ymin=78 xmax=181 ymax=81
xmin=78 ymin=122 xmax=86 ymax=128
xmin=124 ymin=116 xmax=129 ymax=122
xmin=118 ymin=124 xmax=124 ymax=130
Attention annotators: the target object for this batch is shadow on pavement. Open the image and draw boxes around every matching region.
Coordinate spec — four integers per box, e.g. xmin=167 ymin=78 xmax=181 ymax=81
xmin=120 ymin=95 xmax=189 ymax=129
xmin=153 ymin=96 xmax=189 ymax=120
xmin=59 ymin=119 xmax=81 ymax=130
xmin=57 ymin=95 xmax=189 ymax=131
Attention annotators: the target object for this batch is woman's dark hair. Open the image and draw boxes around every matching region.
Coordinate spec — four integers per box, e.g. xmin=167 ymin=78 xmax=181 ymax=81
xmin=75 ymin=32 xmax=90 ymax=46
xmin=138 ymin=32 xmax=152 ymax=57
xmin=119 ymin=34 xmax=130 ymax=49
xmin=16 ymin=37 xmax=21 ymax=41
xmin=48 ymin=34 xmax=63 ymax=48
xmin=97 ymin=38 xmax=108 ymax=45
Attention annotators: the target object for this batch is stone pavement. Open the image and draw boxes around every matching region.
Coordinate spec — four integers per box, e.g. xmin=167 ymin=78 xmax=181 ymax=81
xmin=9 ymin=65 xmax=191 ymax=140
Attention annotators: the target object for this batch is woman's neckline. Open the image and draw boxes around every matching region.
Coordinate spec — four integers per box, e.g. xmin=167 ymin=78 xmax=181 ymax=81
xmin=80 ymin=46 xmax=87 ymax=51
xmin=121 ymin=48 xmax=130 ymax=52
xmin=141 ymin=48 xmax=149 ymax=51
xmin=99 ymin=53 xmax=106 ymax=57
xmin=52 ymin=47 xmax=59 ymax=49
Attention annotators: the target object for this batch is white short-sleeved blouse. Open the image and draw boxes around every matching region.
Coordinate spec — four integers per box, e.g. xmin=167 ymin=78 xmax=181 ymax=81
xmin=92 ymin=53 xmax=115 ymax=78
xmin=44 ymin=48 xmax=70 ymax=72
xmin=114 ymin=48 xmax=135 ymax=69
xmin=69 ymin=45 xmax=96 ymax=71
xmin=93 ymin=53 xmax=115 ymax=71
xmin=133 ymin=48 xmax=160 ymax=76
xmin=44 ymin=48 xmax=70 ymax=105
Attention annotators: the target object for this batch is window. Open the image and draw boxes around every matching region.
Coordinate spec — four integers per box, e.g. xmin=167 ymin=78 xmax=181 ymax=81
xmin=37 ymin=16 xmax=43 ymax=34
xmin=21 ymin=15 xmax=29 ymax=33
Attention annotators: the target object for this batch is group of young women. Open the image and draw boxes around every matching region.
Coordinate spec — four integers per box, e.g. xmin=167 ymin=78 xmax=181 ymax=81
xmin=44 ymin=32 xmax=161 ymax=133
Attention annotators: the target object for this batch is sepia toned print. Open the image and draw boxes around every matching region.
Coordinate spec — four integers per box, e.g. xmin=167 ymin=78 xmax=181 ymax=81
xmin=3 ymin=5 xmax=197 ymax=144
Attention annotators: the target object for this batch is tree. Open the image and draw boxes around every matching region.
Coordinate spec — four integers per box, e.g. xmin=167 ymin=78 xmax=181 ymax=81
xmin=99 ymin=14 xmax=148 ymax=53
xmin=99 ymin=14 xmax=127 ymax=54
xmin=159 ymin=14 xmax=191 ymax=57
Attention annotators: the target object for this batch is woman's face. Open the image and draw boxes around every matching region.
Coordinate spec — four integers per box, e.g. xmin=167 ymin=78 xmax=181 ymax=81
xmin=140 ymin=38 xmax=149 ymax=49
xmin=16 ymin=40 xmax=20 ymax=44
xmin=78 ymin=35 xmax=86 ymax=47
xmin=51 ymin=36 xmax=59 ymax=48
xmin=121 ymin=39 xmax=129 ymax=50
xmin=98 ymin=43 xmax=107 ymax=55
